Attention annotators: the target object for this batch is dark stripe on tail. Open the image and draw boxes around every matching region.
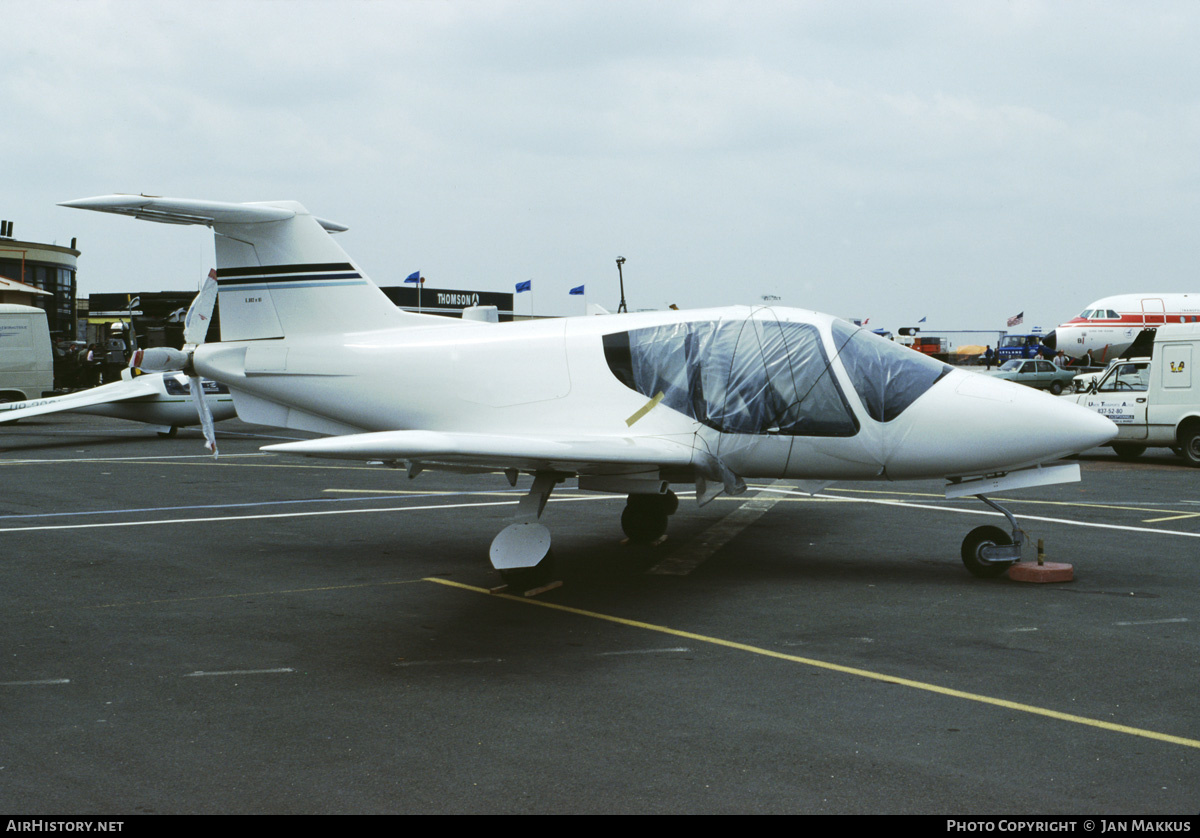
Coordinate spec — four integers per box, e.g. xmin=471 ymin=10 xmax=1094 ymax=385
xmin=216 ymin=262 xmax=361 ymax=287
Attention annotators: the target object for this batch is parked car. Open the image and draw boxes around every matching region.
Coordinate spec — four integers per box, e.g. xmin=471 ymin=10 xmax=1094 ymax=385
xmin=991 ymin=358 xmax=1077 ymax=395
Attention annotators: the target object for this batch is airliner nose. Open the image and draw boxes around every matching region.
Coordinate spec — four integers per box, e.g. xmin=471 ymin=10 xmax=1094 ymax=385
xmin=884 ymin=371 xmax=1117 ymax=479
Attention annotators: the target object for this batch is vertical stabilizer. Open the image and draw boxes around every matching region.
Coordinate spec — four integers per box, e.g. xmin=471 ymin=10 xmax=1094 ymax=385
xmin=59 ymin=195 xmax=431 ymax=341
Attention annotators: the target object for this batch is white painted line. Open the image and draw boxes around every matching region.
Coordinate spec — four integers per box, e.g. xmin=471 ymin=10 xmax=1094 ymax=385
xmin=0 ymin=490 xmax=523 ymax=522
xmin=762 ymin=488 xmax=1200 ymax=540
xmin=650 ymin=480 xmax=791 ymax=575
xmin=0 ymin=453 xmax=271 ymax=465
xmin=1114 ymin=618 xmax=1189 ymax=626
xmin=596 ymin=647 xmax=692 ymax=656
xmin=183 ymin=668 xmax=295 ymax=677
xmin=392 ymin=659 xmax=504 ymax=667
xmin=0 ymin=678 xmax=71 ymax=686
xmin=0 ymin=494 xmax=619 ymax=535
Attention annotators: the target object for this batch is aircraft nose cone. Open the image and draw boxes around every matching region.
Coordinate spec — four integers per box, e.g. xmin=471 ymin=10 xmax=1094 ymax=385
xmin=884 ymin=371 xmax=1117 ymax=479
xmin=1042 ymin=330 xmax=1057 ymax=351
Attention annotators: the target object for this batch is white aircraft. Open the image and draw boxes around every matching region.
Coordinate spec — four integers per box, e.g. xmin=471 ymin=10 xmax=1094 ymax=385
xmin=0 ymin=371 xmax=237 ymax=437
xmin=59 ymin=194 xmax=1117 ymax=581
xmin=1050 ymin=293 xmax=1200 ymax=363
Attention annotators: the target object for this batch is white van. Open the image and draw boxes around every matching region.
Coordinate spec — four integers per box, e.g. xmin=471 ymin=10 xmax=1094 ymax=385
xmin=0 ymin=304 xmax=54 ymax=402
xmin=1066 ymin=323 xmax=1200 ymax=464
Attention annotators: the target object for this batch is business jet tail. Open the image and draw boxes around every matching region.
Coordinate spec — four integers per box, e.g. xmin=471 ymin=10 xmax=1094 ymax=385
xmin=60 ymin=195 xmax=434 ymax=341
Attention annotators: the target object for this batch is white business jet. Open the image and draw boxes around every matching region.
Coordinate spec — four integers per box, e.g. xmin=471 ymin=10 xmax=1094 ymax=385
xmin=0 ymin=370 xmax=236 ymax=436
xmin=1050 ymin=293 xmax=1200 ymax=363
xmin=59 ymin=195 xmax=1117 ymax=580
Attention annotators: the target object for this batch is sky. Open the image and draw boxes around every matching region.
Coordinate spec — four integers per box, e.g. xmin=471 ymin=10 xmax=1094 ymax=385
xmin=4 ymin=0 xmax=1200 ymax=334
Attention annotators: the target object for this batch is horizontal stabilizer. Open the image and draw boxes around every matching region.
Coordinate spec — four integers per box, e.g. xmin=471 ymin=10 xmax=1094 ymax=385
xmin=59 ymin=195 xmax=347 ymax=232
xmin=263 ymin=430 xmax=696 ymax=474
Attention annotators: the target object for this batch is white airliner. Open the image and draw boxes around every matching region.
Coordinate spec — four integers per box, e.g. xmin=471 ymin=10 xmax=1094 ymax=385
xmin=59 ymin=195 xmax=1117 ymax=581
xmin=0 ymin=371 xmax=237 ymax=435
xmin=1051 ymin=294 xmax=1200 ymax=363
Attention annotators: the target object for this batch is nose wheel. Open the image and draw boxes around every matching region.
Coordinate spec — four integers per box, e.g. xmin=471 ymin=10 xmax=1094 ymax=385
xmin=961 ymin=495 xmax=1024 ymax=578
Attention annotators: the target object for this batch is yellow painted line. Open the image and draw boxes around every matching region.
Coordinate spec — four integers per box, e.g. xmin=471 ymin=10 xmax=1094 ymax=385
xmin=1143 ymin=512 xmax=1200 ymax=523
xmin=324 ymin=488 xmax=455 ymax=496
xmin=819 ymin=486 xmax=944 ymax=499
xmin=426 ymin=577 xmax=1200 ymax=751
xmin=625 ymin=391 xmax=665 ymax=427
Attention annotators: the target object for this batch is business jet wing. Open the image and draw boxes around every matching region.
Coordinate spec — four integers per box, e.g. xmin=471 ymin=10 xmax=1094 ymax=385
xmin=0 ymin=376 xmax=161 ymax=424
xmin=262 ymin=430 xmax=697 ymax=474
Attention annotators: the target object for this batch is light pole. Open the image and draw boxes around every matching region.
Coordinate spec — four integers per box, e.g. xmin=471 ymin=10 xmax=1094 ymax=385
xmin=616 ymin=256 xmax=627 ymax=313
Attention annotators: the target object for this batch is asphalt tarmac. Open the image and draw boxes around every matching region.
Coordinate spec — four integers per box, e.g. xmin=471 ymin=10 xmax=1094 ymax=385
xmin=1 ymin=414 xmax=1197 ymax=814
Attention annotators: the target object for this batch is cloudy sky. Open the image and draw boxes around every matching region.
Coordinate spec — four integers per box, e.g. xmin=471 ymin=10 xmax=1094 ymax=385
xmin=5 ymin=0 xmax=1200 ymax=332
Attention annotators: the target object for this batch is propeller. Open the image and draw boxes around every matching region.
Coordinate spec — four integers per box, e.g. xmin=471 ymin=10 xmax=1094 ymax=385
xmin=130 ymin=269 xmax=220 ymax=457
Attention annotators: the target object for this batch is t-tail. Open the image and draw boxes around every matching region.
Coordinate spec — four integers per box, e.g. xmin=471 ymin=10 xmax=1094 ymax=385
xmin=59 ymin=195 xmax=432 ymax=341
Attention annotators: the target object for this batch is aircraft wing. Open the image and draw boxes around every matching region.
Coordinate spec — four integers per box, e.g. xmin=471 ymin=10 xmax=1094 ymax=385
xmin=0 ymin=377 xmax=161 ymax=424
xmin=262 ymin=430 xmax=697 ymax=474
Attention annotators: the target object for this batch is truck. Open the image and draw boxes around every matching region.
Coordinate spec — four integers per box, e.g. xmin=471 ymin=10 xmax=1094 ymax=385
xmin=996 ymin=329 xmax=1050 ymax=363
xmin=1065 ymin=323 xmax=1200 ymax=464
xmin=0 ymin=304 xmax=54 ymax=402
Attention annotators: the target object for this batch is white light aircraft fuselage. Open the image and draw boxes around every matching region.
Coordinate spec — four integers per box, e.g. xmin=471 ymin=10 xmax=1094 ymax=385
xmin=60 ymin=195 xmax=1117 ymax=580
xmin=1053 ymin=294 xmax=1200 ymax=363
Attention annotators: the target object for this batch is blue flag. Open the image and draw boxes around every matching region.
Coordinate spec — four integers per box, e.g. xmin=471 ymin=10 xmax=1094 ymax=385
xmin=918 ymin=316 xmax=926 ymax=323
xmin=569 ymin=285 xmax=584 ymax=295
xmin=404 ymin=271 xmax=424 ymax=284
xmin=515 ymin=280 xmax=532 ymax=293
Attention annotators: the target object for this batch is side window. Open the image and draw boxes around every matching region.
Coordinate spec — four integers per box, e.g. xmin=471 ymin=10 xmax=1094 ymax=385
xmin=604 ymin=319 xmax=858 ymax=437
xmin=1098 ymin=363 xmax=1150 ymax=392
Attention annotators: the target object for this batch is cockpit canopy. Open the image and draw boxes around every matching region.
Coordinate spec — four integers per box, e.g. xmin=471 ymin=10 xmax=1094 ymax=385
xmin=603 ymin=316 xmax=950 ymax=436
xmin=830 ymin=319 xmax=951 ymax=422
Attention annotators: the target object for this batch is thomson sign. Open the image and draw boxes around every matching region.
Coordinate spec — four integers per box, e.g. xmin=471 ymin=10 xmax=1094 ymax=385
xmin=435 ymin=292 xmax=481 ymax=307
xmin=381 ymin=286 xmax=514 ymax=320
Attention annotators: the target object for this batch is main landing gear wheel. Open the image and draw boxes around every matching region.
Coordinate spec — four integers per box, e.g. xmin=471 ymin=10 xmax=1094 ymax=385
xmin=1179 ymin=428 xmax=1200 ymax=467
xmin=620 ymin=491 xmax=677 ymax=544
xmin=961 ymin=526 xmax=1015 ymax=578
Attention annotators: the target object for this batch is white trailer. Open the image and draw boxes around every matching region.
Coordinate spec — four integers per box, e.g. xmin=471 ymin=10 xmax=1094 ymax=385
xmin=0 ymin=304 xmax=54 ymax=402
